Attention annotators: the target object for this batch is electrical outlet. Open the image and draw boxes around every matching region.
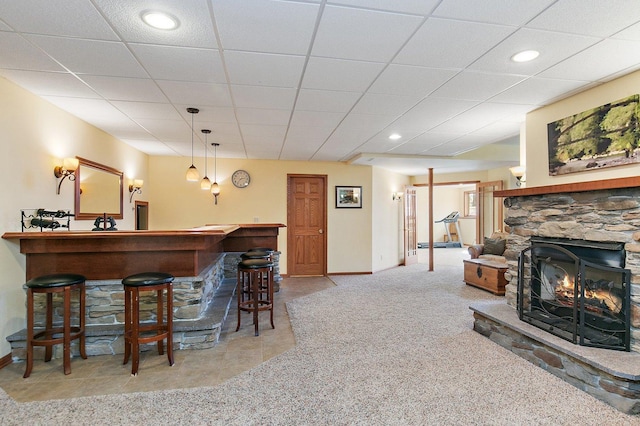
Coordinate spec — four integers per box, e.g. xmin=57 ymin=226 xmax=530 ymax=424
xmin=253 ymin=217 xmax=259 ymax=223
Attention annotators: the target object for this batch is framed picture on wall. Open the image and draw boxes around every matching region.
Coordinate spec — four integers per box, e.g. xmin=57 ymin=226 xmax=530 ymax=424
xmin=464 ymin=191 xmax=476 ymax=217
xmin=335 ymin=186 xmax=362 ymax=208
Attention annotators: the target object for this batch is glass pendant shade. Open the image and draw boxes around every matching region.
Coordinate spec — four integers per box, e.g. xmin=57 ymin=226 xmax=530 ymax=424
xmin=200 ymin=176 xmax=211 ymax=190
xmin=211 ymin=182 xmax=220 ymax=196
xmin=186 ymin=164 xmax=199 ymax=181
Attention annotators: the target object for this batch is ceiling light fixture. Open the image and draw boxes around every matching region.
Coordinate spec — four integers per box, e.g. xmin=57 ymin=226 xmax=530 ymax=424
xmin=200 ymin=129 xmax=212 ymax=191
xmin=186 ymin=107 xmax=200 ymax=182
xmin=389 ymin=133 xmax=402 ymax=141
xmin=141 ymin=11 xmax=179 ymax=30
xmin=511 ymin=50 xmax=539 ymax=63
xmin=211 ymin=143 xmax=220 ymax=205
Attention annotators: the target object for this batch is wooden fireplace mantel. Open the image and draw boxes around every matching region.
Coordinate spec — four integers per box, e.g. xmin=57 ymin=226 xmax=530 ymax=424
xmin=494 ymin=176 xmax=640 ymax=198
xmin=2 ymin=223 xmax=285 ymax=281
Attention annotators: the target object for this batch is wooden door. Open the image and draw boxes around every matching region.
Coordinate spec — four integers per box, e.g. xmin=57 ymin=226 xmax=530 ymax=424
xmin=135 ymin=201 xmax=148 ymax=230
xmin=404 ymin=187 xmax=418 ymax=266
xmin=476 ymin=180 xmax=503 ymax=242
xmin=287 ymin=175 xmax=327 ymax=276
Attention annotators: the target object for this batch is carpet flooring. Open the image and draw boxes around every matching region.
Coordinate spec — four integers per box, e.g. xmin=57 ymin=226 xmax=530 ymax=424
xmin=1 ymin=256 xmax=639 ymax=425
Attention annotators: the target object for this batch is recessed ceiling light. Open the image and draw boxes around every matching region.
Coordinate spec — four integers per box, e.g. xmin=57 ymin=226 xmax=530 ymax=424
xmin=141 ymin=11 xmax=179 ymax=30
xmin=511 ymin=50 xmax=539 ymax=63
xmin=389 ymin=133 xmax=402 ymax=141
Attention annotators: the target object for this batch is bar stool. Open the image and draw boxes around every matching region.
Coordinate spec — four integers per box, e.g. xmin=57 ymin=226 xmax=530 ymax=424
xmin=23 ymin=273 xmax=86 ymax=378
xmin=122 ymin=272 xmax=174 ymax=376
xmin=240 ymin=250 xmax=270 ymax=302
xmin=236 ymin=259 xmax=274 ymax=336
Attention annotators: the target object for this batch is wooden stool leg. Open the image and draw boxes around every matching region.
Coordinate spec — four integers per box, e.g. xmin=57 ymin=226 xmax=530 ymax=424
xmin=63 ymin=286 xmax=72 ymax=375
xmin=131 ymin=288 xmax=140 ymax=376
xmin=269 ymin=269 xmax=275 ymax=329
xmin=79 ymin=284 xmax=87 ymax=359
xmin=166 ymin=285 xmax=174 ymax=367
xmin=44 ymin=292 xmax=53 ymax=362
xmin=123 ymin=288 xmax=131 ymax=365
xmin=251 ymin=272 xmax=259 ymax=336
xmin=156 ymin=289 xmax=164 ymax=356
xmin=236 ymin=269 xmax=243 ymax=332
xmin=23 ymin=289 xmax=34 ymax=379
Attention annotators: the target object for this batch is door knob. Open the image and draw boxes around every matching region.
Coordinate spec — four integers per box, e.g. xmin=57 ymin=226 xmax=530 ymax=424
xmin=319 ymin=229 xmax=323 ymax=234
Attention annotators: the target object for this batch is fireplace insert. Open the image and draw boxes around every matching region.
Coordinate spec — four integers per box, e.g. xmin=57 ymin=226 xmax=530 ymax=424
xmin=518 ymin=237 xmax=631 ymax=351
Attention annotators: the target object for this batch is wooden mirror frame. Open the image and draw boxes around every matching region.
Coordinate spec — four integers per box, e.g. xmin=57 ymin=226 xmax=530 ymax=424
xmin=74 ymin=157 xmax=124 ymax=220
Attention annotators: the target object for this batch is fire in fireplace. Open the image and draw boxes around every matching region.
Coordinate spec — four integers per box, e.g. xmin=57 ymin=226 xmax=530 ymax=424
xmin=517 ymin=237 xmax=631 ymax=351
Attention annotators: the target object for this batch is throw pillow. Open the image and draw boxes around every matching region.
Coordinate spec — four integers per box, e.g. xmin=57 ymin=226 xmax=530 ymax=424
xmin=484 ymin=237 xmax=506 ymax=255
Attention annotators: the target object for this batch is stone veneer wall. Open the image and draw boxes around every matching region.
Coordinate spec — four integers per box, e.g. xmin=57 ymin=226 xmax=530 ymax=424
xmin=502 ymin=187 xmax=640 ymax=353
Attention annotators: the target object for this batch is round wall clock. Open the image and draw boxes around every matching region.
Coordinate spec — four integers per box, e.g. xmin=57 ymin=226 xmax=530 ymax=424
xmin=232 ymin=169 xmax=251 ymax=188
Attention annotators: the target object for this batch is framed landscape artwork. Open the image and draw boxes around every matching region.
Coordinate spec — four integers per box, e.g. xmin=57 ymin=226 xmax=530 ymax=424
xmin=335 ymin=186 xmax=362 ymax=208
xmin=547 ymin=94 xmax=640 ymax=176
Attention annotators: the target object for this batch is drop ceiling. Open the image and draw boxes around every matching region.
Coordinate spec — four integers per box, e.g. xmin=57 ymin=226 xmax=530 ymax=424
xmin=2 ymin=0 xmax=640 ymax=175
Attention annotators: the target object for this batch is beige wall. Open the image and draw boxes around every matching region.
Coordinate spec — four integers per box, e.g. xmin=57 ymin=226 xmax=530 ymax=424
xmin=0 ymin=77 xmax=148 ymax=356
xmin=526 ymin=69 xmax=640 ymax=188
xmin=147 ymin=155 xmax=376 ymax=274
xmin=371 ymin=167 xmax=410 ymax=271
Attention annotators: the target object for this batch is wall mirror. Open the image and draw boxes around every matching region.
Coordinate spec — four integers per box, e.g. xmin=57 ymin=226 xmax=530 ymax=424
xmin=74 ymin=157 xmax=123 ymax=220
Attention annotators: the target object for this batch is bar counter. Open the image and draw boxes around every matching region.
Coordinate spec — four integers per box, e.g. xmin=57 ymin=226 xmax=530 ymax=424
xmin=2 ymin=223 xmax=285 ymax=280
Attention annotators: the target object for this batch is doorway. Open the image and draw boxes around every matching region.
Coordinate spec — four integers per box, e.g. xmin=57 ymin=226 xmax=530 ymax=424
xmin=287 ymin=174 xmax=327 ymax=276
xmin=135 ymin=201 xmax=149 ymax=230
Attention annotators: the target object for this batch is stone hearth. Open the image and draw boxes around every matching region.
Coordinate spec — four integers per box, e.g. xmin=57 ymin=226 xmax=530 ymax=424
xmin=472 ymin=181 xmax=640 ymax=414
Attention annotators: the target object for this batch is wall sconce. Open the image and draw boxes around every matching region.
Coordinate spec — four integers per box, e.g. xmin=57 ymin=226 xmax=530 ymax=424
xmin=211 ymin=142 xmax=220 ymax=205
xmin=54 ymin=157 xmax=79 ymax=194
xmin=392 ymin=192 xmax=403 ymax=201
xmin=128 ymin=179 xmax=144 ymax=203
xmin=509 ymin=166 xmax=526 ymax=187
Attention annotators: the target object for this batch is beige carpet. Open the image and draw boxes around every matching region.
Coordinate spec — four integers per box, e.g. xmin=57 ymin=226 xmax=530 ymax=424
xmin=1 ymin=252 xmax=638 ymax=425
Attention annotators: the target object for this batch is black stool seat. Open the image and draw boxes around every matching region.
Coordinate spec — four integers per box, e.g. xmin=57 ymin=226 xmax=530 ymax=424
xmin=23 ymin=273 xmax=87 ymax=378
xmin=122 ymin=272 xmax=174 ymax=287
xmin=122 ymin=272 xmax=174 ymax=376
xmin=241 ymin=250 xmax=269 ymax=260
xmin=26 ymin=273 xmax=85 ymax=288
xmin=236 ymin=259 xmax=274 ymax=336
xmin=249 ymin=247 xmax=274 ymax=253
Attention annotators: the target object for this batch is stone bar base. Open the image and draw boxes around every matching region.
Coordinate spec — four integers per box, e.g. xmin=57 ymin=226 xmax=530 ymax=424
xmin=471 ymin=301 xmax=640 ymax=414
xmin=8 ymin=254 xmax=236 ymax=360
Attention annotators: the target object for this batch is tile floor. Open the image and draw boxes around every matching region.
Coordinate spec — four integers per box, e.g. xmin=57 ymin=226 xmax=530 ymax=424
xmin=0 ymin=276 xmax=336 ymax=402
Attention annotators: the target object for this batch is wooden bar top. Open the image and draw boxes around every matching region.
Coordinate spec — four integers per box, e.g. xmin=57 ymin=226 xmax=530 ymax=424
xmin=2 ymin=224 xmax=285 ymax=280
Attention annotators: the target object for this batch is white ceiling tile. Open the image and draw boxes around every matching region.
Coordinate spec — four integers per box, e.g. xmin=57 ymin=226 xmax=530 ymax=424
xmin=327 ymin=0 xmax=439 ymax=15
xmin=391 ymin=98 xmax=479 ymax=131
xmin=490 ymin=76 xmax=588 ymax=105
xmin=430 ymin=71 xmax=526 ymax=101
xmin=613 ymin=21 xmax=640 ymax=41
xmin=224 ymin=51 xmax=305 ymax=88
xmin=213 ymin=0 xmax=319 ymax=54
xmin=468 ymin=28 xmax=600 ymax=75
xmin=100 ymin=122 xmax=157 ymax=140
xmin=82 ymin=76 xmax=169 ymax=102
xmin=302 ymin=57 xmax=385 ymax=92
xmin=236 ymin=108 xmax=291 ymax=125
xmin=0 ymin=21 xmax=11 ymax=31
xmin=290 ymin=110 xmax=346 ymax=127
xmin=130 ymin=44 xmax=224 ymax=83
xmin=156 ymin=80 xmax=232 ymax=106
xmin=41 ymin=96 xmax=132 ymax=125
xmin=352 ymin=93 xmax=423 ymax=116
xmin=231 ymin=85 xmax=296 ymax=109
xmin=431 ymin=102 xmax=534 ymax=133
xmin=121 ymin=139 xmax=177 ymax=156
xmin=0 ymin=0 xmax=118 ymax=40
xmin=135 ymin=118 xmax=191 ymax=141
xmin=538 ymin=39 xmax=640 ymax=81
xmin=0 ymin=70 xmax=100 ymax=98
xmin=312 ymin=5 xmax=423 ymax=62
xmin=527 ymin=0 xmax=640 ymax=37
xmin=433 ymin=0 xmax=555 ymax=26
xmin=296 ymin=89 xmax=361 ymax=112
xmin=0 ymin=33 xmax=65 ymax=71
xmin=240 ymin=124 xmax=287 ymax=140
xmin=93 ymin=0 xmax=217 ymax=48
xmin=394 ymin=18 xmax=516 ymax=68
xmin=110 ymin=101 xmax=181 ymax=120
xmin=286 ymin=126 xmax=335 ymax=144
xmin=389 ymin=132 xmax=461 ymax=154
xmin=369 ymin=65 xmax=457 ymax=96
xmin=178 ymin=106 xmax=238 ymax=124
xmin=26 ymin=35 xmax=148 ymax=78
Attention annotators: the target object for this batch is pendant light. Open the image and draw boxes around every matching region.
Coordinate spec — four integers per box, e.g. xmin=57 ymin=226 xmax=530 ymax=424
xmin=200 ymin=129 xmax=212 ymax=190
xmin=185 ymin=107 xmax=200 ymax=182
xmin=211 ymin=142 xmax=220 ymax=205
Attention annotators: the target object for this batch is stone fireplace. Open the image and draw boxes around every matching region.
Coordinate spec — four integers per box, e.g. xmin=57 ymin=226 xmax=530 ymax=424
xmin=471 ymin=178 xmax=640 ymax=414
